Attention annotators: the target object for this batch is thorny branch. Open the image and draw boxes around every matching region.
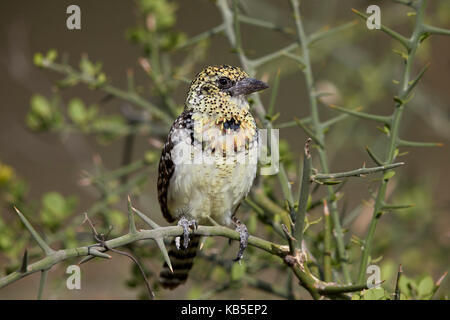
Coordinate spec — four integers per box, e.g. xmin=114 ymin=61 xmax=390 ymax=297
xmin=353 ymin=0 xmax=449 ymax=283
xmin=0 ymin=201 xmax=371 ymax=299
xmin=289 ymin=0 xmax=352 ymax=283
xmin=81 ymin=213 xmax=154 ymax=299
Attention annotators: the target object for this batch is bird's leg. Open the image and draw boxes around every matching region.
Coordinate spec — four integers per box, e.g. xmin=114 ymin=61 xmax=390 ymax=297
xmin=232 ymin=216 xmax=249 ymax=263
xmin=176 ymin=216 xmax=198 ymax=250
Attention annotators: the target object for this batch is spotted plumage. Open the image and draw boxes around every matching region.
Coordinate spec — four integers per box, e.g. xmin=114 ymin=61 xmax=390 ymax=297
xmin=157 ymin=65 xmax=268 ymax=289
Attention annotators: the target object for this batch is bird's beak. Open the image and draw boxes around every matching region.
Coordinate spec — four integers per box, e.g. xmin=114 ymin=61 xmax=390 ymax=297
xmin=227 ymin=78 xmax=269 ymax=96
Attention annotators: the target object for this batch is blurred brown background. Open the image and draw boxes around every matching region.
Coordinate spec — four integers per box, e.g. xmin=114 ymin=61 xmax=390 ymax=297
xmin=0 ymin=0 xmax=449 ymax=299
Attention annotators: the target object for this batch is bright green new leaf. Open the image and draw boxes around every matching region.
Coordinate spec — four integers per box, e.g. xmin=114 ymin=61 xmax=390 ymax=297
xmin=383 ymin=171 xmax=396 ymax=180
xmin=46 ymin=49 xmax=58 ymax=62
xmin=30 ymin=95 xmax=52 ymax=121
xmin=417 ymin=276 xmax=434 ymax=299
xmin=108 ymin=209 xmax=127 ymax=230
xmin=68 ymin=98 xmax=87 ymax=125
xmin=40 ymin=192 xmax=77 ymax=230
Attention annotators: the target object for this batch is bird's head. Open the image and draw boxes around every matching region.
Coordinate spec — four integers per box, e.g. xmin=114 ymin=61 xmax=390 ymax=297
xmin=186 ymin=65 xmax=268 ymax=113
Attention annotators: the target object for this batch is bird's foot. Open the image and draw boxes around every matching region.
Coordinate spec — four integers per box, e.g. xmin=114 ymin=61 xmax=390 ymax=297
xmin=232 ymin=217 xmax=249 ymax=263
xmin=176 ymin=216 xmax=198 ymax=250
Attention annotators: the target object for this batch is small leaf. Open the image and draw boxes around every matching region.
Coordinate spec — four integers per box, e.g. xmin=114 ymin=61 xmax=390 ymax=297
xmin=383 ymin=171 xmax=396 ymax=180
xmin=108 ymin=210 xmax=127 ymax=230
xmin=417 ymin=276 xmax=434 ymax=298
xmin=80 ymin=56 xmax=101 ymax=76
xmin=68 ymin=98 xmax=88 ymax=125
xmin=393 ymin=96 xmax=404 ymax=104
xmin=393 ymin=148 xmax=399 ymax=159
xmin=231 ymin=261 xmax=246 ymax=281
xmin=33 ymin=53 xmax=44 ymax=67
xmin=321 ymin=179 xmax=343 ymax=185
xmin=371 ymin=255 xmax=383 ymax=264
xmin=0 ymin=163 xmax=14 ymax=186
xmin=40 ymin=192 xmax=77 ymax=230
xmin=399 ymin=275 xmax=417 ymax=297
xmin=30 ymin=95 xmax=52 ymax=121
xmin=363 ymin=287 xmax=386 ymax=300
xmin=97 ymin=72 xmax=107 ymax=84
xmin=46 ymin=49 xmax=58 ymax=62
xmin=393 ymin=49 xmax=408 ymax=61
xmin=211 ymin=266 xmax=228 ymax=282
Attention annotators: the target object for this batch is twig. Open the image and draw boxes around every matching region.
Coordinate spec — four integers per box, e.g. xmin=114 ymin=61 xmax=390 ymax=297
xmin=41 ymin=60 xmax=173 ymax=126
xmin=351 ymin=8 xmax=410 ymax=49
xmin=323 ymin=200 xmax=332 ymax=282
xmin=312 ymin=162 xmax=404 ymax=181
xmin=394 ymin=264 xmax=402 ymax=300
xmin=13 ymin=207 xmax=54 ymax=256
xmin=37 ymin=270 xmax=49 ymax=300
xmin=431 ymin=271 xmax=448 ymax=299
xmin=293 ymin=138 xmax=312 ymax=249
xmin=81 ymin=213 xmax=154 ymax=299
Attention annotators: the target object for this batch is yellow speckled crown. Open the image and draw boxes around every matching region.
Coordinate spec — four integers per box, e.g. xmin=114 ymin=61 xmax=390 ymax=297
xmin=186 ymin=65 xmax=249 ymax=109
xmin=189 ymin=65 xmax=249 ymax=93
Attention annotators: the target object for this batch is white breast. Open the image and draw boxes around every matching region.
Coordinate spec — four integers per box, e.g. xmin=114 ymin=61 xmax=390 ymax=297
xmin=167 ymin=134 xmax=258 ymax=226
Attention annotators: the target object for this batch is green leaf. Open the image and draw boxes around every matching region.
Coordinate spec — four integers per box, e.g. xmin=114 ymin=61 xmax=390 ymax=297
xmin=33 ymin=53 xmax=44 ymax=67
xmin=383 ymin=171 xmax=396 ymax=180
xmin=79 ymin=56 xmax=102 ymax=77
xmin=27 ymin=94 xmax=63 ymax=131
xmin=417 ymin=276 xmax=434 ymax=299
xmin=399 ymin=275 xmax=417 ymax=298
xmin=68 ymin=98 xmax=88 ymax=125
xmin=363 ymin=287 xmax=386 ymax=300
xmin=40 ymin=192 xmax=77 ymax=230
xmin=108 ymin=210 xmax=127 ymax=230
xmin=380 ymin=260 xmax=396 ymax=284
xmin=43 ymin=192 xmax=66 ymax=213
xmin=393 ymin=148 xmax=399 ymax=159
xmin=46 ymin=49 xmax=58 ymax=62
xmin=30 ymin=95 xmax=52 ymax=121
xmin=97 ymin=72 xmax=107 ymax=84
xmin=211 ymin=266 xmax=228 ymax=282
xmin=321 ymin=179 xmax=343 ymax=185
xmin=376 ymin=125 xmax=390 ymax=136
xmin=231 ymin=261 xmax=246 ymax=281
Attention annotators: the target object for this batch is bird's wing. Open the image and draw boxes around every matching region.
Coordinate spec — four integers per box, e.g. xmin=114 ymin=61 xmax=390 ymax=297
xmin=157 ymin=110 xmax=193 ymax=223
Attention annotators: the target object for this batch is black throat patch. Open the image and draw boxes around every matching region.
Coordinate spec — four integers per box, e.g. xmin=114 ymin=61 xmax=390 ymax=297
xmin=223 ymin=118 xmax=241 ymax=131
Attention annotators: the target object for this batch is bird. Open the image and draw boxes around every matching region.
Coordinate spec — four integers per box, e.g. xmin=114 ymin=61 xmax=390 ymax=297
xmin=157 ymin=65 xmax=268 ymax=289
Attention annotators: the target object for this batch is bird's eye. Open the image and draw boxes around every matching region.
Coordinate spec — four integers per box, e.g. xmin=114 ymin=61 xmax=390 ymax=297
xmin=218 ymin=77 xmax=232 ymax=88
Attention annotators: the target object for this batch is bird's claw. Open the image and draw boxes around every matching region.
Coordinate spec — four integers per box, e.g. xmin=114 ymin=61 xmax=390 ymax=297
xmin=232 ymin=217 xmax=249 ymax=263
xmin=176 ymin=216 xmax=197 ymax=250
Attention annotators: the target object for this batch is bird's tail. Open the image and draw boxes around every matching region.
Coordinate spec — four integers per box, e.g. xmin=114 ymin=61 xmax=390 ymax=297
xmin=159 ymin=235 xmax=200 ymax=289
